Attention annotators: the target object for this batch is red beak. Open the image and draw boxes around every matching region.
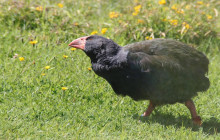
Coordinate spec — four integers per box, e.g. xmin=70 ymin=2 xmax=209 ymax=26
xmin=68 ymin=36 xmax=89 ymax=50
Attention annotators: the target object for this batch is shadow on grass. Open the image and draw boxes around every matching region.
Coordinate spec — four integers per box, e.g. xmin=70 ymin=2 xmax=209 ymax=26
xmin=133 ymin=112 xmax=220 ymax=135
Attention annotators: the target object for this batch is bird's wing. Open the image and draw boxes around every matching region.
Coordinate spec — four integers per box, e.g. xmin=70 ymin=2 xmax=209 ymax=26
xmin=124 ymin=39 xmax=209 ymax=75
xmin=125 ymin=39 xmax=182 ymax=74
xmin=124 ymin=39 xmax=209 ymax=91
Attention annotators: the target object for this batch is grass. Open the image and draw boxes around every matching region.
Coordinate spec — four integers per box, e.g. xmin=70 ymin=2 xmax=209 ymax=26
xmin=0 ymin=0 xmax=220 ymax=139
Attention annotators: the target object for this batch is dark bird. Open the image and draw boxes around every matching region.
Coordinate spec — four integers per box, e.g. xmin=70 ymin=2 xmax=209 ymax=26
xmin=69 ymin=35 xmax=210 ymax=125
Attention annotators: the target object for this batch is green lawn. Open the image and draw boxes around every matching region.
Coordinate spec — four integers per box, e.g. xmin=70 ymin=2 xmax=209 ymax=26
xmin=0 ymin=0 xmax=219 ymax=139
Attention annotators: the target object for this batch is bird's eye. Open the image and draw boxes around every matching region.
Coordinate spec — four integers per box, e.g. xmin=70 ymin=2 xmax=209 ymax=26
xmin=86 ymin=36 xmax=94 ymax=40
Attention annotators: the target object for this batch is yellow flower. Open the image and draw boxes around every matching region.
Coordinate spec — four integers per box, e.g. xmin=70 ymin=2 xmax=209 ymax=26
xmin=58 ymin=3 xmax=63 ymax=8
xmin=91 ymin=30 xmax=98 ymax=35
xmin=45 ymin=66 xmax=50 ymax=70
xmin=29 ymin=40 xmax=38 ymax=45
xmin=176 ymin=9 xmax=184 ymax=14
xmin=182 ymin=22 xmax=190 ymax=29
xmin=171 ymin=5 xmax=184 ymax=14
xmin=36 ymin=6 xmax=43 ymax=11
xmin=134 ymin=5 xmax=142 ymax=12
xmin=159 ymin=0 xmax=166 ymax=5
xmin=206 ymin=15 xmax=212 ymax=19
xmin=132 ymin=11 xmax=139 ymax=16
xmin=63 ymin=55 xmax=68 ymax=59
xmin=109 ymin=12 xmax=119 ymax=18
xmin=171 ymin=5 xmax=177 ymax=10
xmin=19 ymin=57 xmax=24 ymax=61
xmin=62 ymin=87 xmax=68 ymax=91
xmin=185 ymin=24 xmax=190 ymax=29
xmin=145 ymin=36 xmax=153 ymax=40
xmin=137 ymin=19 xmax=144 ymax=24
xmin=70 ymin=48 xmax=76 ymax=51
xmin=169 ymin=19 xmax=178 ymax=26
xmin=74 ymin=22 xmax=79 ymax=26
xmin=41 ymin=73 xmax=46 ymax=76
xmin=162 ymin=18 xmax=167 ymax=22
xmin=197 ymin=1 xmax=204 ymax=5
xmin=101 ymin=28 xmax=108 ymax=34
xmin=88 ymin=67 xmax=92 ymax=71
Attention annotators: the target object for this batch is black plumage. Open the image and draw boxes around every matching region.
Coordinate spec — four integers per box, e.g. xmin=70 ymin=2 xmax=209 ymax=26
xmin=69 ymin=35 xmax=210 ymax=125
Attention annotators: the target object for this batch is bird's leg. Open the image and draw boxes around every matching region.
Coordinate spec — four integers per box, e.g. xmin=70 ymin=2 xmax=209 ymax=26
xmin=185 ymin=99 xmax=202 ymax=125
xmin=143 ymin=101 xmax=155 ymax=117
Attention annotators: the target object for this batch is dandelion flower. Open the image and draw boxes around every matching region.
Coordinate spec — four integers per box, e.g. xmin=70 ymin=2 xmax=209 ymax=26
xmin=58 ymin=3 xmax=63 ymax=8
xmin=29 ymin=40 xmax=38 ymax=45
xmin=88 ymin=67 xmax=92 ymax=71
xmin=197 ymin=1 xmax=204 ymax=5
xmin=91 ymin=30 xmax=98 ymax=35
xmin=176 ymin=9 xmax=184 ymax=14
xmin=109 ymin=12 xmax=119 ymax=18
xmin=71 ymin=48 xmax=76 ymax=51
xmin=41 ymin=73 xmax=46 ymax=76
xmin=36 ymin=6 xmax=43 ymax=11
xmin=182 ymin=22 xmax=190 ymax=29
xmin=62 ymin=87 xmax=68 ymax=91
xmin=63 ymin=55 xmax=68 ymax=59
xmin=132 ymin=5 xmax=142 ymax=16
xmin=171 ymin=5 xmax=177 ymax=10
xmin=19 ymin=57 xmax=24 ymax=61
xmin=159 ymin=0 xmax=166 ymax=5
xmin=162 ymin=18 xmax=167 ymax=22
xmin=74 ymin=22 xmax=79 ymax=26
xmin=101 ymin=28 xmax=108 ymax=34
xmin=206 ymin=15 xmax=212 ymax=19
xmin=132 ymin=11 xmax=139 ymax=16
xmin=185 ymin=24 xmax=190 ymax=29
xmin=45 ymin=66 xmax=50 ymax=70
xmin=137 ymin=19 xmax=144 ymax=24
xmin=134 ymin=5 xmax=142 ymax=12
xmin=145 ymin=36 xmax=153 ymax=40
xmin=169 ymin=19 xmax=178 ymax=26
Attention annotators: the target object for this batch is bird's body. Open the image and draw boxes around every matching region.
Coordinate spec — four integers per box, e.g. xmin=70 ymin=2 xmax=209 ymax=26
xmin=91 ymin=38 xmax=209 ymax=105
xmin=69 ymin=35 xmax=210 ymax=125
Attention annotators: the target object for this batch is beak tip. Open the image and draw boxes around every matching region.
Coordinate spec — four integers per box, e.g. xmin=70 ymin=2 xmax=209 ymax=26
xmin=68 ymin=36 xmax=88 ymax=50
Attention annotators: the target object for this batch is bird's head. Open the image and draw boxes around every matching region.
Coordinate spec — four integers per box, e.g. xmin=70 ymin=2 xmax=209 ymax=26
xmin=69 ymin=35 xmax=120 ymax=61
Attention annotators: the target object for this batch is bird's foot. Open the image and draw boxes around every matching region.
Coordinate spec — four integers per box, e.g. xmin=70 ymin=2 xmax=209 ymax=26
xmin=192 ymin=116 xmax=202 ymax=126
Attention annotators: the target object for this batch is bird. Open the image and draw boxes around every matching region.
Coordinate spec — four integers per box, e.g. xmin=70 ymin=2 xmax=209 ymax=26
xmin=69 ymin=35 xmax=210 ymax=125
